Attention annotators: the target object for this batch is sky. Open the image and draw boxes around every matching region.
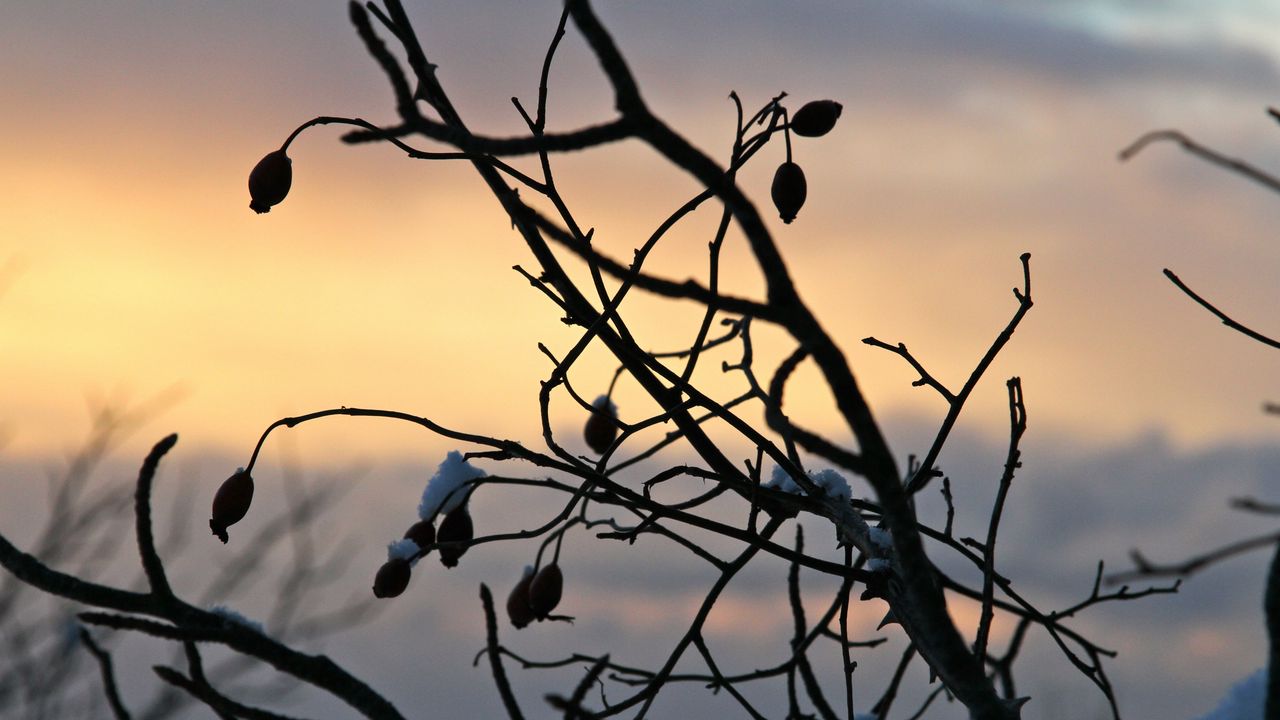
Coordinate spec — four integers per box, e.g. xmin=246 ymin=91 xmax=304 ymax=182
xmin=2 ymin=1 xmax=1279 ymax=718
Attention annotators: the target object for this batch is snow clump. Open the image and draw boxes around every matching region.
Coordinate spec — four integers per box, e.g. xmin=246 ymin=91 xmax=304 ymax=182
xmin=866 ymin=558 xmax=892 ymax=573
xmin=387 ymin=538 xmax=421 ymax=565
xmin=810 ymin=468 xmax=851 ymax=502
xmin=868 ymin=527 xmax=892 ymax=549
xmin=765 ymin=465 xmax=852 ymax=502
xmin=419 ymin=451 xmax=486 ymax=521
xmin=765 ymin=465 xmax=801 ymax=494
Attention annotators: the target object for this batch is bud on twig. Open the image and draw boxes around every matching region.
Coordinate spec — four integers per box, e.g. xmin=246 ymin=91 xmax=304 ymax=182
xmin=210 ymin=469 xmax=254 ymax=544
xmin=437 ymin=506 xmax=473 ymax=568
xmin=372 ymin=557 xmax=411 ymax=599
xmin=584 ymin=396 xmax=618 ymax=455
xmin=248 ymin=149 xmax=292 ymax=214
xmin=404 ymin=519 xmax=436 ymax=554
xmin=789 ymin=100 xmax=843 ymax=137
xmin=528 ymin=562 xmax=564 ymax=620
xmin=771 ymin=161 xmax=807 ymax=224
xmin=506 ymin=567 xmax=536 ymax=629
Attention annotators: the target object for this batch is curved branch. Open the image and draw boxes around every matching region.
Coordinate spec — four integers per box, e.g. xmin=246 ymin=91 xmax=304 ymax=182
xmin=79 ymin=629 xmax=133 ymax=720
xmin=480 ymin=584 xmax=526 ymax=720
xmin=343 ymin=116 xmax=634 ymax=157
xmin=135 ymin=433 xmax=177 ymax=598
xmin=566 ymin=2 xmax=1018 ymax=714
xmin=1163 ymin=268 xmax=1280 ymax=350
xmin=1119 ymin=129 xmax=1280 ymax=195
xmin=1109 ymin=529 xmax=1280 ymax=583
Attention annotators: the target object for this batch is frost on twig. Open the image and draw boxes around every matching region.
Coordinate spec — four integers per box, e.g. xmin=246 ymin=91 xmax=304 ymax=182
xmin=208 ymin=605 xmax=266 ymax=636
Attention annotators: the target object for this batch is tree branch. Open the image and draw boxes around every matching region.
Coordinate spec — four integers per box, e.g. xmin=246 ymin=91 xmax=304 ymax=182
xmin=1163 ymin=268 xmax=1280 ymax=350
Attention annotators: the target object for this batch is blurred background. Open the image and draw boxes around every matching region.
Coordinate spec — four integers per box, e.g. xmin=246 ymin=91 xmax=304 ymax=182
xmin=2 ymin=1 xmax=1278 ymax=717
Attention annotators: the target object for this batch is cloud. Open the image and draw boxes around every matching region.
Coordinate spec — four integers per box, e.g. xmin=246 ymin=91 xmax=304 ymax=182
xmin=4 ymin=2 xmax=1280 ymax=717
xmin=5 ymin=418 xmax=1277 ymax=717
xmin=593 ymin=0 xmax=1279 ymax=112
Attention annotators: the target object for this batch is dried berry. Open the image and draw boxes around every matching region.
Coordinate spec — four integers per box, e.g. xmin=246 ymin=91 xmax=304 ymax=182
xmin=210 ymin=469 xmax=254 ymax=544
xmin=506 ymin=568 xmax=536 ymax=629
xmin=437 ymin=506 xmax=473 ymax=568
xmin=790 ymin=100 xmax=843 ymax=137
xmin=248 ymin=149 xmax=292 ymax=214
xmin=584 ymin=398 xmax=618 ymax=455
xmin=771 ymin=161 xmax=807 ymax=224
xmin=403 ymin=519 xmax=436 ymax=553
xmin=528 ymin=563 xmax=564 ymax=619
xmin=372 ymin=557 xmax=411 ymax=599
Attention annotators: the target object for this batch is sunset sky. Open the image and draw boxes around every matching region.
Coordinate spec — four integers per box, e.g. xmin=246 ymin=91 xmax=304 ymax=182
xmin=3 ymin=2 xmax=1279 ymax=718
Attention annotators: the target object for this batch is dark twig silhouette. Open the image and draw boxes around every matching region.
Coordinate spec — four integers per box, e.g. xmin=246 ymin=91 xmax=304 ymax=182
xmin=1119 ymin=106 xmax=1280 ymax=716
xmin=1161 ymin=268 xmax=1280 ymax=350
xmin=0 ymin=2 xmax=1177 ymax=718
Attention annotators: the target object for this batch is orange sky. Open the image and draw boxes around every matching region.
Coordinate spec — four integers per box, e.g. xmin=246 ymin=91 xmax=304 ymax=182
xmin=2 ymin=2 xmax=1278 ymax=462
xmin=4 ymin=3 xmax=1280 ymax=718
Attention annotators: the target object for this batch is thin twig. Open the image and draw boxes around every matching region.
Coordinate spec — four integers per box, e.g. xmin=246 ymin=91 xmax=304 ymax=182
xmin=79 ymin=629 xmax=132 ymax=720
xmin=1109 ymin=529 xmax=1280 ymax=583
xmin=1163 ymin=268 xmax=1280 ymax=349
xmin=1119 ymin=128 xmax=1280 ymax=195
xmin=974 ymin=378 xmax=1027 ymax=661
xmin=480 ymin=584 xmax=526 ymax=720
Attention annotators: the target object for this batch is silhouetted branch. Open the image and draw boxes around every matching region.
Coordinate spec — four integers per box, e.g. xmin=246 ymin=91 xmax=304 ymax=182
xmin=870 ymin=645 xmax=916 ymax=720
xmin=79 ymin=629 xmax=132 ymax=720
xmin=0 ymin=2 xmax=1168 ymax=717
xmin=480 ymin=584 xmax=526 ymax=720
xmin=1057 ymin=561 xmax=1178 ymax=620
xmin=528 ymin=208 xmax=779 ymax=321
xmin=839 ymin=545 xmax=855 ymax=720
xmin=284 ymin=115 xmax=547 ymax=191
xmin=1266 ymin=542 xmax=1280 ymax=719
xmin=867 ymin=252 xmax=1034 ymax=496
xmin=0 ymin=435 xmax=407 ymax=720
xmin=1122 ymin=106 xmax=1280 ymax=719
xmin=152 ymin=664 xmax=304 ymax=720
xmin=601 ymin=516 xmax=784 ymax=718
xmin=135 ymin=434 xmax=177 ymax=598
xmin=860 ymin=339 xmax=955 ymax=401
xmin=692 ymin=636 xmax=766 ymax=720
xmin=1232 ymin=497 xmax=1280 ymax=515
xmin=1162 ymin=268 xmax=1280 ymax=350
xmin=787 ymin=526 xmax=838 ymax=720
xmin=1119 ymin=129 xmax=1280 ymax=195
xmin=1109 ymin=530 xmax=1280 ymax=583
xmin=545 ymin=656 xmax=612 ymax=718
xmin=974 ymin=378 xmax=1027 ymax=662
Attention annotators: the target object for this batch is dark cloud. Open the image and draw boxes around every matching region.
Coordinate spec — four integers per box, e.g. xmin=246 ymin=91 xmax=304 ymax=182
xmin=4 ymin=421 xmax=1275 ymax=717
xmin=584 ymin=0 xmax=1280 ymax=115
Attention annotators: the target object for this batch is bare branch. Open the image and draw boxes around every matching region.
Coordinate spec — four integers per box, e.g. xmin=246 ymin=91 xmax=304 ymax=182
xmin=1109 ymin=530 xmax=1280 ymax=584
xmin=1163 ymin=268 xmax=1280 ymax=349
xmin=480 ymin=584 xmax=526 ymax=720
xmin=974 ymin=378 xmax=1027 ymax=661
xmin=1119 ymin=129 xmax=1280 ymax=195
xmin=79 ymin=629 xmax=132 ymax=720
xmin=135 ymin=434 xmax=177 ymax=599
